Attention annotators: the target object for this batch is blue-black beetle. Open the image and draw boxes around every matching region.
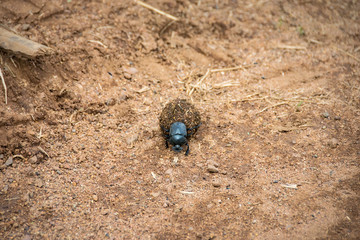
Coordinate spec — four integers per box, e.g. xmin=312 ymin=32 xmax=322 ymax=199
xmin=159 ymin=99 xmax=201 ymax=155
xmin=162 ymin=122 xmax=201 ymax=155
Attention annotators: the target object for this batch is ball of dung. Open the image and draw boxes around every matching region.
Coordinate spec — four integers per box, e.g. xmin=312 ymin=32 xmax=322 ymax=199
xmin=159 ymin=98 xmax=201 ymax=136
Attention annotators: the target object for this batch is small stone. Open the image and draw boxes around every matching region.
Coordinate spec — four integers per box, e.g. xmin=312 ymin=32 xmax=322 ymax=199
xmin=105 ymin=98 xmax=116 ymax=106
xmin=208 ymin=160 xmax=219 ymax=168
xmin=207 ymin=165 xmax=219 ymax=173
xmin=0 ymin=154 xmax=4 ymax=159
xmin=101 ymin=209 xmax=110 ymax=215
xmin=126 ymin=133 xmax=139 ymax=145
xmin=151 ymin=192 xmax=160 ymax=197
xmin=118 ymin=92 xmax=128 ymax=101
xmin=328 ymin=138 xmax=339 ymax=149
xmin=29 ymin=156 xmax=38 ymax=164
xmin=123 ymin=67 xmax=138 ymax=75
xmin=123 ymin=72 xmax=132 ymax=80
xmin=5 ymin=157 xmax=13 ymax=166
xmin=165 ymin=168 xmax=173 ymax=175
xmin=322 ymin=112 xmax=330 ymax=118
xmin=220 ymin=170 xmax=227 ymax=175
xmin=212 ymin=181 xmax=221 ymax=187
xmin=34 ymin=179 xmax=44 ymax=188
xmin=93 ymin=194 xmax=98 ymax=202
xmin=334 ymin=116 xmax=341 ymax=120
xmin=173 ymin=156 xmax=179 ymax=165
xmin=22 ymin=24 xmax=30 ymax=31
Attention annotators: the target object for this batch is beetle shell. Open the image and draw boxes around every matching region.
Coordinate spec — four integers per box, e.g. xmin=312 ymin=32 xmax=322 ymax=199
xmin=159 ymin=98 xmax=201 ymax=137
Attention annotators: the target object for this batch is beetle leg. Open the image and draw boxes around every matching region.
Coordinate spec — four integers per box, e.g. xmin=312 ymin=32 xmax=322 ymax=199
xmin=185 ymin=143 xmax=190 ymax=156
xmin=187 ymin=123 xmax=202 ymax=136
xmin=161 ymin=126 xmax=170 ymax=133
xmin=165 ymin=139 xmax=169 ymax=148
xmin=187 ymin=123 xmax=202 ymax=131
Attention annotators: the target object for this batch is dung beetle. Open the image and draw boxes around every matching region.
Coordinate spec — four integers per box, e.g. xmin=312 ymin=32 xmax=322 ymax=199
xmin=159 ymin=98 xmax=201 ymax=155
xmin=162 ymin=122 xmax=201 ymax=155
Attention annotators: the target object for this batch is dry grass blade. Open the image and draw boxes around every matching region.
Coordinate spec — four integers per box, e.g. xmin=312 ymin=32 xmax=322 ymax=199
xmin=276 ymin=45 xmax=307 ymax=50
xmin=213 ymin=80 xmax=240 ymax=88
xmin=281 ymin=184 xmax=298 ymax=189
xmin=188 ymin=69 xmax=211 ymax=96
xmin=256 ymin=102 xmax=289 ymax=115
xmin=0 ymin=68 xmax=7 ymax=104
xmin=211 ymin=66 xmax=248 ymax=73
xmin=335 ymin=47 xmax=360 ymax=62
xmin=135 ymin=0 xmax=179 ymax=21
xmin=88 ymin=40 xmax=107 ymax=48
xmin=188 ymin=65 xmax=248 ymax=96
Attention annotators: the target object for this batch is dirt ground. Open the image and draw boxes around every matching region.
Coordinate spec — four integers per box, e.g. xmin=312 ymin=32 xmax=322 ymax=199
xmin=0 ymin=0 xmax=359 ymax=239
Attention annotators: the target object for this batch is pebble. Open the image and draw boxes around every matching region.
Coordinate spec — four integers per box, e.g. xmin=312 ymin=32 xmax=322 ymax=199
xmin=328 ymin=138 xmax=339 ymax=149
xmin=151 ymin=192 xmax=160 ymax=197
xmin=207 ymin=165 xmax=219 ymax=173
xmin=172 ymin=156 xmax=179 ymax=165
xmin=22 ymin=24 xmax=30 ymax=31
xmin=212 ymin=181 xmax=221 ymax=187
xmin=34 ymin=179 xmax=44 ymax=188
xmin=123 ymin=67 xmax=138 ymax=75
xmin=207 ymin=160 xmax=219 ymax=168
xmin=105 ymin=98 xmax=116 ymax=106
xmin=29 ymin=156 xmax=38 ymax=164
xmin=123 ymin=72 xmax=132 ymax=80
xmin=0 ymin=154 xmax=3 ymax=159
xmin=126 ymin=133 xmax=139 ymax=145
xmin=220 ymin=170 xmax=227 ymax=175
xmin=93 ymin=194 xmax=98 ymax=202
xmin=5 ymin=157 xmax=13 ymax=166
xmin=322 ymin=112 xmax=330 ymax=118
xmin=118 ymin=92 xmax=128 ymax=101
xmin=334 ymin=116 xmax=341 ymax=120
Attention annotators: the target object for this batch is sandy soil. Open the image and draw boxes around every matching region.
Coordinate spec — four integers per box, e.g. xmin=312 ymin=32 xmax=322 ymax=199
xmin=1 ymin=0 xmax=359 ymax=239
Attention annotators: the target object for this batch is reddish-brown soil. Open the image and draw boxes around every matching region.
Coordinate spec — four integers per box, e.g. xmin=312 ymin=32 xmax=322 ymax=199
xmin=1 ymin=0 xmax=359 ymax=239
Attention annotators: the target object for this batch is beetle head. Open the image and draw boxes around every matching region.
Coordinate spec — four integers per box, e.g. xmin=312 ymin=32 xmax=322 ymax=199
xmin=172 ymin=144 xmax=183 ymax=152
xmin=169 ymin=134 xmax=187 ymax=149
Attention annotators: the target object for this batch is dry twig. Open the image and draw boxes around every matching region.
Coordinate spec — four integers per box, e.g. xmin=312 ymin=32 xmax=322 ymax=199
xmin=135 ymin=0 xmax=179 ymax=21
xmin=0 ymin=68 xmax=7 ymax=104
